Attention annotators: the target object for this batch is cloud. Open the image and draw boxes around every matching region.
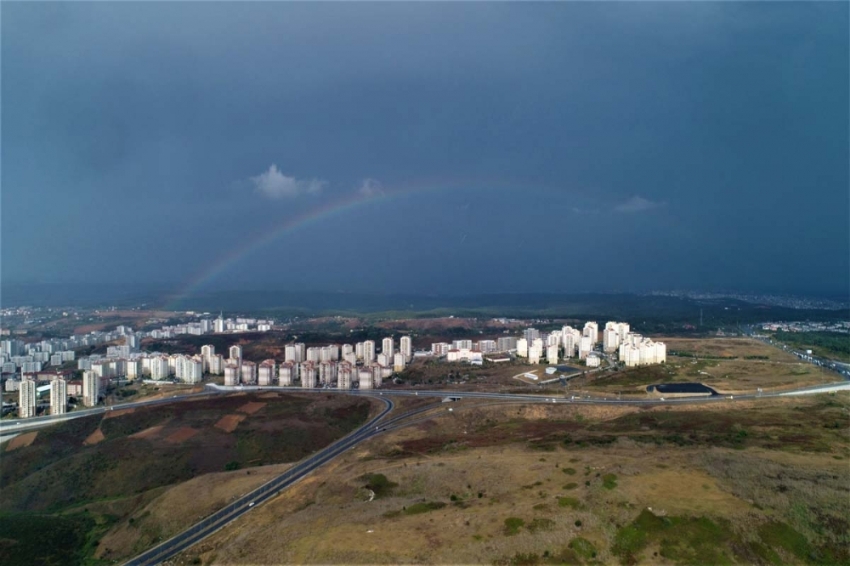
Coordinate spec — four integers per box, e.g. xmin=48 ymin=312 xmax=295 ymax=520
xmin=250 ymin=165 xmax=326 ymax=199
xmin=614 ymin=196 xmax=665 ymax=213
xmin=358 ymin=178 xmax=384 ymax=197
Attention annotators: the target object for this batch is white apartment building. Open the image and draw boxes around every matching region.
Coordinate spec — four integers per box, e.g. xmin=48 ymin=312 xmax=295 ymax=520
xmin=278 ymin=362 xmax=295 ymax=386
xmin=578 ymin=336 xmax=593 ymax=360
xmin=377 ymin=353 xmax=391 ymax=368
xmin=241 ymin=361 xmax=257 ymax=385
xmin=306 ymin=347 xmax=321 ymax=363
xmin=338 ymin=362 xmax=353 ymax=389
xmin=258 ymin=360 xmax=276 ymax=386
xmin=477 ymin=340 xmax=497 ymax=353
xmin=583 ymin=322 xmax=599 ymax=345
xmin=50 ymin=375 xmax=68 ymax=415
xmin=382 ymin=337 xmax=395 ymax=358
xmin=358 ymin=368 xmax=373 ymax=390
xmin=201 ymin=345 xmax=216 ymax=371
xmin=431 ymin=342 xmax=450 ymax=356
xmin=319 ymin=361 xmax=337 ymax=385
xmin=400 ymin=336 xmax=412 ymax=361
xmin=586 ymin=353 xmax=601 ymax=368
xmin=618 ymin=334 xmax=667 ymax=367
xmin=126 ymin=359 xmax=142 ymax=380
xmin=83 ymin=370 xmax=99 ymax=407
xmin=362 ymin=340 xmax=376 ymax=364
xmin=300 ymin=362 xmax=317 ymax=388
xmin=229 ymin=345 xmax=243 ymax=362
xmin=393 ymin=352 xmax=406 ymax=372
xmin=528 ymin=344 xmax=542 ymax=365
xmin=284 ymin=345 xmax=297 ymax=362
xmin=19 ymin=377 xmax=37 ymax=418
xmin=150 ymin=356 xmax=170 ymax=380
xmin=209 ymin=354 xmax=224 ymax=375
xmin=497 ymin=336 xmax=518 ymax=352
xmin=452 ymin=339 xmax=473 ymax=350
xmin=182 ymin=356 xmax=203 ymax=384
xmin=547 ymin=344 xmax=559 ymax=365
xmin=224 ymin=364 xmax=240 ymax=386
xmin=516 ymin=338 xmax=529 ymax=357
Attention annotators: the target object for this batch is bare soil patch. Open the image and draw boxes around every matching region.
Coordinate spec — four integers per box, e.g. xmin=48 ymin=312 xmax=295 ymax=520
xmin=165 ymin=427 xmax=198 ymax=444
xmin=129 ymin=425 xmax=165 ymax=440
xmin=5 ymin=431 xmax=37 ymax=451
xmin=103 ymin=407 xmax=135 ymax=419
xmin=215 ymin=414 xmax=246 ymax=433
xmin=237 ymin=401 xmax=266 ymax=415
xmin=84 ymin=428 xmax=105 ymax=446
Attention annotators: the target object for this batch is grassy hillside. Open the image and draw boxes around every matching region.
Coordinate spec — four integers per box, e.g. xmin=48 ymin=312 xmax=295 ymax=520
xmin=0 ymin=392 xmax=374 ymax=564
xmin=177 ymin=394 xmax=850 ymax=566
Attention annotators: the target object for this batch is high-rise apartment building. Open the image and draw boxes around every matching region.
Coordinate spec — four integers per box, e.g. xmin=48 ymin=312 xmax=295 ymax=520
xmin=382 ymin=337 xmax=394 ymax=358
xmin=19 ymin=377 xmax=37 ymax=418
xmin=83 ymin=370 xmax=99 ymax=407
xmin=50 ymin=375 xmax=67 ymax=415
xmin=400 ymin=336 xmax=412 ymax=361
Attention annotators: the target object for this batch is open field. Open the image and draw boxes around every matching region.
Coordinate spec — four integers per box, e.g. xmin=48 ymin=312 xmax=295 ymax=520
xmin=579 ymin=338 xmax=841 ymax=396
xmin=177 ymin=393 xmax=850 ymax=566
xmin=0 ymin=392 xmax=378 ymax=563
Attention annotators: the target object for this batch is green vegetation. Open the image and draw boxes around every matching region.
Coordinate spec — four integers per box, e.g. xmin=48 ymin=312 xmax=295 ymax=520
xmin=612 ymin=509 xmax=735 ymax=565
xmin=527 ymin=517 xmax=555 ymax=533
xmin=0 ymin=513 xmax=96 ymax=566
xmin=562 ymin=482 xmax=578 ymax=490
xmin=568 ymin=536 xmax=597 ymax=560
xmin=773 ymin=331 xmax=850 ymax=363
xmin=403 ymin=501 xmax=446 ymax=515
xmin=758 ymin=521 xmax=813 ymax=563
xmin=360 ymin=473 xmax=398 ymax=499
xmin=557 ymin=496 xmax=581 ymax=509
xmin=504 ymin=517 xmax=525 ymax=535
xmin=602 ymin=473 xmax=618 ymax=490
xmin=562 ymin=467 xmax=576 ymax=475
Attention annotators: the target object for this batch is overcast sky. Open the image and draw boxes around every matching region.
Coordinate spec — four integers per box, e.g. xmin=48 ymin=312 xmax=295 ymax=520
xmin=3 ymin=2 xmax=847 ymax=298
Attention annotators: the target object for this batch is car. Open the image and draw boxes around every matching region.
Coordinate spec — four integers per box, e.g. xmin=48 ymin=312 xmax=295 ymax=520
xmin=248 ymin=501 xmax=255 ymax=507
xmin=659 ymin=397 xmax=665 ymax=401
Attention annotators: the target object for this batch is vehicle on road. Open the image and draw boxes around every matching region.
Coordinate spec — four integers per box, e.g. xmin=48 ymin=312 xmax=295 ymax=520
xmin=248 ymin=502 xmax=255 ymax=507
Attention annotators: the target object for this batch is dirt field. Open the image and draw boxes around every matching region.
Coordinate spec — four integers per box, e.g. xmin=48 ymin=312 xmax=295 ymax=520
xmin=164 ymin=427 xmax=198 ymax=444
xmin=83 ymin=428 xmax=105 ymax=446
xmin=236 ymin=401 xmax=266 ymax=415
xmin=129 ymin=425 xmax=165 ymax=440
xmin=177 ymin=393 xmax=850 ymax=566
xmin=103 ymin=407 xmax=135 ymax=419
xmin=4 ymin=432 xmax=37 ymax=452
xmin=214 ymin=414 xmax=246 ymax=433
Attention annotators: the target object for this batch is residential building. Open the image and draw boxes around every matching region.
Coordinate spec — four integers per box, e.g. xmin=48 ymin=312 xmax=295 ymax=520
xmin=19 ymin=377 xmax=37 ymax=418
xmin=241 ymin=361 xmax=257 ymax=385
xmin=400 ymin=336 xmax=412 ymax=361
xmin=393 ymin=352 xmax=406 ymax=372
xmin=224 ymin=364 xmax=240 ymax=386
xmin=278 ymin=362 xmax=295 ymax=386
xmin=50 ymin=375 xmax=67 ymax=415
xmin=363 ymin=340 xmax=376 ymax=364
xmin=258 ymin=360 xmax=276 ymax=386
xmin=382 ymin=337 xmax=395 ymax=358
xmin=83 ymin=370 xmax=99 ymax=407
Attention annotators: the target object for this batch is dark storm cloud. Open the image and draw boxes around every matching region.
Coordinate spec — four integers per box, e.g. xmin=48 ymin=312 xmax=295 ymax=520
xmin=2 ymin=2 xmax=847 ymax=297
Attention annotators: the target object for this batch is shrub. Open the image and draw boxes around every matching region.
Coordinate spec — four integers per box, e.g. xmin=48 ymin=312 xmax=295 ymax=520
xmin=504 ymin=517 xmax=525 ymax=536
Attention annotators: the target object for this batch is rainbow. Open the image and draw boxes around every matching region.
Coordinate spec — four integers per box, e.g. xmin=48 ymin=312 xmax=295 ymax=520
xmin=164 ymin=177 xmax=571 ymax=309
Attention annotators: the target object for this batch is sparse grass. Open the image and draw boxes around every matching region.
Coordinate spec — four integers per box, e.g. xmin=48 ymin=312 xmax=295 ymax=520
xmin=527 ymin=517 xmax=555 ymax=533
xmin=562 ymin=482 xmax=578 ymax=490
xmin=504 ymin=517 xmax=525 ymax=535
xmin=562 ymin=467 xmax=576 ymax=475
xmin=0 ymin=512 xmax=95 ymax=566
xmin=613 ymin=509 xmax=735 ymax=565
xmin=403 ymin=501 xmax=446 ymax=515
xmin=568 ymin=536 xmax=597 ymax=560
xmin=557 ymin=496 xmax=581 ymax=509
xmin=360 ymin=473 xmax=398 ymax=499
xmin=602 ymin=473 xmax=618 ymax=490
